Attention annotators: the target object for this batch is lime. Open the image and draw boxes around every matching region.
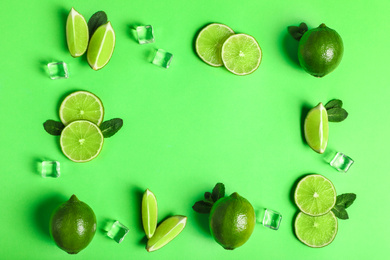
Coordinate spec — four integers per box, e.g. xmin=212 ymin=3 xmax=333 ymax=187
xmin=298 ymin=23 xmax=344 ymax=77
xmin=146 ymin=215 xmax=187 ymax=252
xmin=59 ymin=91 xmax=104 ymax=126
xmin=142 ymin=189 xmax=158 ymax=239
xmin=60 ymin=120 xmax=104 ymax=163
xmin=87 ymin=21 xmax=115 ymax=70
xmin=304 ymin=102 xmax=328 ymax=154
xmin=221 ymin=34 xmax=262 ymax=75
xmin=195 ymin=23 xmax=234 ymax=67
xmin=50 ymin=195 xmax=96 ymax=254
xmin=66 ymin=8 xmax=89 ymax=57
xmin=209 ymin=192 xmax=255 ymax=250
xmin=294 ymin=174 xmax=336 ymax=216
xmin=294 ymin=211 xmax=338 ymax=248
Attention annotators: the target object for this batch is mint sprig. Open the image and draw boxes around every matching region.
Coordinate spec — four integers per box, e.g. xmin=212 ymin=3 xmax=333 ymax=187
xmin=88 ymin=11 xmax=108 ymax=38
xmin=331 ymin=193 xmax=356 ymax=219
xmin=325 ymin=99 xmax=348 ymax=122
xmin=288 ymin=22 xmax=308 ymax=41
xmin=99 ymin=118 xmax=123 ymax=138
xmin=43 ymin=120 xmax=65 ymax=136
xmin=192 ymin=183 xmax=225 ymax=214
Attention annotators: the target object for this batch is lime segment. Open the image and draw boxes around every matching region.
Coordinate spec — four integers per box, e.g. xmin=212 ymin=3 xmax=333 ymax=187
xmin=304 ymin=102 xmax=329 ymax=153
xmin=60 ymin=120 xmax=104 ymax=163
xmin=142 ymin=189 xmax=158 ymax=239
xmin=87 ymin=22 xmax=116 ymax=70
xmin=195 ymin=23 xmax=234 ymax=67
xmin=66 ymin=8 xmax=89 ymax=57
xmin=294 ymin=174 xmax=336 ymax=216
xmin=59 ymin=91 xmax=104 ymax=126
xmin=295 ymin=211 xmax=338 ymax=248
xmin=221 ymin=34 xmax=262 ymax=75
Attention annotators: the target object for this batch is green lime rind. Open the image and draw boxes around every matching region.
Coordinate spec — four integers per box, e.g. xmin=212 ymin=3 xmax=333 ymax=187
xmin=142 ymin=189 xmax=158 ymax=239
xmin=294 ymin=174 xmax=336 ymax=216
xmin=294 ymin=211 xmax=338 ymax=248
xmin=66 ymin=8 xmax=89 ymax=57
xmin=146 ymin=215 xmax=187 ymax=252
xmin=304 ymin=102 xmax=329 ymax=154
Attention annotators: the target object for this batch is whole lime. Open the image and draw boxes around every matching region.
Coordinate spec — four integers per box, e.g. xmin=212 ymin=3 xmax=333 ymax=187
xmin=298 ymin=23 xmax=344 ymax=77
xmin=209 ymin=192 xmax=255 ymax=250
xmin=50 ymin=195 xmax=97 ymax=254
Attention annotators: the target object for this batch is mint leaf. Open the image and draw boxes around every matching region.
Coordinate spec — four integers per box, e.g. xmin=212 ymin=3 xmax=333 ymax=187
xmin=335 ymin=193 xmax=356 ymax=209
xmin=192 ymin=200 xmax=213 ymax=214
xmin=100 ymin=118 xmax=123 ymax=138
xmin=43 ymin=120 xmax=65 ymax=135
xmin=288 ymin=22 xmax=308 ymax=41
xmin=204 ymin=192 xmax=212 ymax=202
xmin=325 ymin=99 xmax=343 ymax=110
xmin=88 ymin=11 xmax=108 ymax=38
xmin=332 ymin=205 xmax=349 ymax=220
xmin=327 ymin=108 xmax=348 ymax=122
xmin=211 ymin=183 xmax=225 ymax=202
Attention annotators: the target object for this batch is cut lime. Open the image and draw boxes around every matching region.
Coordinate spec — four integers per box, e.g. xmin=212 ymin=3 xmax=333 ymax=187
xmin=295 ymin=211 xmax=338 ymax=248
xmin=221 ymin=34 xmax=262 ymax=75
xmin=195 ymin=23 xmax=234 ymax=67
xmin=60 ymin=120 xmax=104 ymax=163
xmin=87 ymin=22 xmax=115 ymax=70
xmin=59 ymin=91 xmax=104 ymax=126
xmin=304 ymin=102 xmax=329 ymax=153
xmin=294 ymin=174 xmax=336 ymax=216
xmin=142 ymin=189 xmax=158 ymax=239
xmin=66 ymin=8 xmax=89 ymax=57
xmin=146 ymin=215 xmax=187 ymax=252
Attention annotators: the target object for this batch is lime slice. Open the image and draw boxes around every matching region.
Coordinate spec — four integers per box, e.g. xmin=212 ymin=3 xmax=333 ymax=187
xmin=59 ymin=91 xmax=104 ymax=126
xmin=295 ymin=211 xmax=338 ymax=248
xmin=142 ymin=189 xmax=158 ymax=239
xmin=195 ymin=23 xmax=234 ymax=67
xmin=221 ymin=34 xmax=262 ymax=75
xmin=146 ymin=215 xmax=187 ymax=252
xmin=304 ymin=102 xmax=329 ymax=153
xmin=294 ymin=174 xmax=336 ymax=216
xmin=60 ymin=120 xmax=104 ymax=162
xmin=66 ymin=7 xmax=89 ymax=57
xmin=87 ymin=22 xmax=115 ymax=70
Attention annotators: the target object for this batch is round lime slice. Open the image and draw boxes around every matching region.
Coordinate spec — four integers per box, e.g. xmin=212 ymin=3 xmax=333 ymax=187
xmin=66 ymin=7 xmax=89 ymax=57
xmin=295 ymin=211 xmax=338 ymax=248
xmin=60 ymin=120 xmax=104 ymax=163
xmin=142 ymin=189 xmax=158 ymax=239
xmin=294 ymin=174 xmax=336 ymax=216
xmin=87 ymin=21 xmax=115 ymax=70
xmin=195 ymin=23 xmax=234 ymax=67
xmin=304 ymin=102 xmax=329 ymax=153
xmin=221 ymin=33 xmax=262 ymax=75
xmin=59 ymin=91 xmax=104 ymax=126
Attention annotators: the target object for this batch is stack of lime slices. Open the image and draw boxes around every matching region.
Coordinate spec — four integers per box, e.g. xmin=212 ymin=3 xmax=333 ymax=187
xmin=294 ymin=174 xmax=338 ymax=248
xmin=195 ymin=23 xmax=262 ymax=75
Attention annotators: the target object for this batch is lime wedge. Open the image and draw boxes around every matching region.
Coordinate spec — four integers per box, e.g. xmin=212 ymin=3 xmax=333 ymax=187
xmin=221 ymin=34 xmax=262 ymax=75
xmin=142 ymin=189 xmax=158 ymax=239
xmin=87 ymin=22 xmax=115 ymax=70
xmin=195 ymin=23 xmax=234 ymax=67
xmin=60 ymin=120 xmax=104 ymax=162
xmin=294 ymin=211 xmax=338 ymax=248
xmin=66 ymin=7 xmax=89 ymax=57
xmin=146 ymin=215 xmax=187 ymax=252
xmin=294 ymin=174 xmax=336 ymax=216
xmin=304 ymin=102 xmax=329 ymax=153
xmin=59 ymin=91 xmax=104 ymax=126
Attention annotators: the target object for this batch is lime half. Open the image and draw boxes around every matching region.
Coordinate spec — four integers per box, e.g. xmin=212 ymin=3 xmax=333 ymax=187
xmin=294 ymin=174 xmax=336 ymax=216
xmin=60 ymin=120 xmax=104 ymax=163
xmin=195 ymin=23 xmax=234 ymax=67
xmin=87 ymin=22 xmax=115 ymax=70
xmin=66 ymin=7 xmax=89 ymax=57
xmin=295 ymin=211 xmax=338 ymax=248
xmin=221 ymin=34 xmax=262 ymax=75
xmin=142 ymin=189 xmax=158 ymax=239
xmin=59 ymin=91 xmax=104 ymax=126
xmin=304 ymin=102 xmax=329 ymax=153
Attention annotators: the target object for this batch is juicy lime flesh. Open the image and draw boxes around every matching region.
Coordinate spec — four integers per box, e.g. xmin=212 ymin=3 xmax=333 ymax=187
xmin=209 ymin=192 xmax=255 ymax=250
xmin=142 ymin=189 xmax=158 ymax=239
xmin=295 ymin=211 xmax=337 ymax=248
xmin=66 ymin=8 xmax=89 ymax=57
xmin=298 ymin=24 xmax=344 ymax=77
xmin=221 ymin=34 xmax=262 ymax=75
xmin=294 ymin=175 xmax=336 ymax=216
xmin=60 ymin=120 xmax=104 ymax=162
xmin=195 ymin=23 xmax=234 ymax=66
xmin=304 ymin=102 xmax=329 ymax=153
xmin=87 ymin=22 xmax=115 ymax=70
xmin=60 ymin=91 xmax=104 ymax=126
xmin=146 ymin=215 xmax=187 ymax=252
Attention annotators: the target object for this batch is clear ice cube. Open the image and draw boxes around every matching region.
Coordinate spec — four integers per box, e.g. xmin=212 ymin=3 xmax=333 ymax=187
xmin=136 ymin=25 xmax=155 ymax=44
xmin=256 ymin=208 xmax=282 ymax=230
xmin=330 ymin=152 xmax=354 ymax=173
xmin=105 ymin=220 xmax=129 ymax=243
xmin=39 ymin=161 xmax=60 ymax=178
xmin=152 ymin=49 xmax=173 ymax=68
xmin=47 ymin=62 xmax=68 ymax=79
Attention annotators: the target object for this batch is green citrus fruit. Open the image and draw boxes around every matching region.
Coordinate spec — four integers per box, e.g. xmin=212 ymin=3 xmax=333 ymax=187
xmin=50 ymin=195 xmax=96 ymax=254
xmin=66 ymin=8 xmax=89 ymax=57
xmin=304 ymin=102 xmax=329 ymax=154
xmin=298 ymin=23 xmax=344 ymax=77
xmin=142 ymin=189 xmax=158 ymax=239
xmin=209 ymin=192 xmax=255 ymax=250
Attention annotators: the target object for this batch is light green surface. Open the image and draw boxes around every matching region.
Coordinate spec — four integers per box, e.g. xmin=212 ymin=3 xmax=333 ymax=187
xmin=0 ymin=0 xmax=389 ymax=259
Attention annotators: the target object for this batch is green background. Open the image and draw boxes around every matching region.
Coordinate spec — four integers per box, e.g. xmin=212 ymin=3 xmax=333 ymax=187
xmin=1 ymin=0 xmax=389 ymax=259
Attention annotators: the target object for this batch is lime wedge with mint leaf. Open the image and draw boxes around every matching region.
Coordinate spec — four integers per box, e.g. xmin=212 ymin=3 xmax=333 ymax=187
xmin=87 ymin=21 xmax=115 ymax=70
xmin=304 ymin=102 xmax=329 ymax=153
xmin=142 ymin=189 xmax=158 ymax=239
xmin=66 ymin=8 xmax=89 ymax=57
xmin=294 ymin=174 xmax=336 ymax=216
